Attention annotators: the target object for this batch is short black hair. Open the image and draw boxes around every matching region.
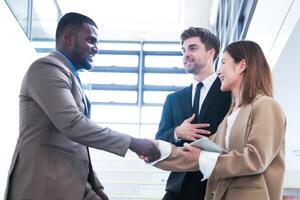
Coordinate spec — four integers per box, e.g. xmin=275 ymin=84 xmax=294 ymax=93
xmin=55 ymin=12 xmax=98 ymax=40
xmin=180 ymin=27 xmax=220 ymax=61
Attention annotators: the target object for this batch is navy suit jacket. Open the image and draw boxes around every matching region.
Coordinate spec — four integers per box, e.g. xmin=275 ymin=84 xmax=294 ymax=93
xmin=155 ymin=77 xmax=231 ymax=197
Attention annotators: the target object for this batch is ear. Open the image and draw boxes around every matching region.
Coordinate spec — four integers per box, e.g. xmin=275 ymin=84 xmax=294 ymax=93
xmin=238 ymin=59 xmax=247 ymax=74
xmin=208 ymin=48 xmax=216 ymax=61
xmin=63 ymin=30 xmax=73 ymax=46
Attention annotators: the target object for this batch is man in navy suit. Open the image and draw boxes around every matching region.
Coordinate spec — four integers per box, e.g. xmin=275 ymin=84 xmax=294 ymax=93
xmin=155 ymin=27 xmax=231 ymax=200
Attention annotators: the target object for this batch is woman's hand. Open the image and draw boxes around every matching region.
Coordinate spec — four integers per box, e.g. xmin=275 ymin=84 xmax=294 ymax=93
xmin=182 ymin=143 xmax=201 ymax=161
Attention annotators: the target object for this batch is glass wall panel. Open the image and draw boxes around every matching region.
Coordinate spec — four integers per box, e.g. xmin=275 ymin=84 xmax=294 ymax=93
xmin=144 ymin=91 xmax=172 ymax=104
xmin=5 ymin=0 xmax=29 ymax=37
xmin=144 ymin=55 xmax=183 ymax=68
xmin=100 ymin=42 xmax=140 ymax=51
xmin=144 ymin=73 xmax=192 ymax=86
xmin=94 ymin=54 xmax=139 ymax=67
xmin=91 ymin=105 xmax=139 ymax=123
xmin=79 ymin=72 xmax=138 ymax=85
xmin=31 ymin=0 xmax=60 ymax=40
xmin=89 ymin=90 xmax=137 ymax=103
xmin=96 ymin=123 xmax=139 ymax=137
xmin=143 ymin=43 xmax=181 ymax=51
xmin=140 ymin=124 xmax=159 ymax=139
xmin=141 ymin=106 xmax=163 ymax=124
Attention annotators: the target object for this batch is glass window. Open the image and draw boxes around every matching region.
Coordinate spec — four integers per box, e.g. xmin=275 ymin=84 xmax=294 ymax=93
xmin=5 ymin=0 xmax=29 ymax=36
xmin=144 ymin=91 xmax=172 ymax=104
xmin=89 ymin=90 xmax=137 ymax=103
xmin=100 ymin=42 xmax=140 ymax=51
xmin=79 ymin=72 xmax=138 ymax=85
xmin=93 ymin=54 xmax=138 ymax=67
xmin=143 ymin=43 xmax=181 ymax=51
xmin=140 ymin=124 xmax=159 ymax=139
xmin=96 ymin=123 xmax=139 ymax=137
xmin=31 ymin=0 xmax=59 ymax=40
xmin=91 ymin=105 xmax=139 ymax=123
xmin=144 ymin=73 xmax=192 ymax=86
xmin=145 ymin=55 xmax=183 ymax=68
xmin=141 ymin=106 xmax=163 ymax=124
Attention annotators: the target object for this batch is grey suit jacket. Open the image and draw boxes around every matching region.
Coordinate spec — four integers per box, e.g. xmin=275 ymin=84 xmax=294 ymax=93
xmin=155 ymin=95 xmax=286 ymax=200
xmin=4 ymin=51 xmax=131 ymax=200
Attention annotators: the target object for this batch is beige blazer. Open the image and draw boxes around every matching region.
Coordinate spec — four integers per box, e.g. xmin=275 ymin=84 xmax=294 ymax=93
xmin=155 ymin=95 xmax=286 ymax=200
xmin=5 ymin=51 xmax=131 ymax=200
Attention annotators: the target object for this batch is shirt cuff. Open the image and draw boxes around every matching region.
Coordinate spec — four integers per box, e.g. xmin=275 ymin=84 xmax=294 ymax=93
xmin=199 ymin=151 xmax=220 ymax=181
xmin=148 ymin=140 xmax=171 ymax=165
xmin=174 ymin=130 xmax=181 ymax=142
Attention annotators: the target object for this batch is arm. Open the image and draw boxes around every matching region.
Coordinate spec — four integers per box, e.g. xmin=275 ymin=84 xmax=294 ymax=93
xmin=211 ymin=97 xmax=286 ymax=179
xmin=154 ymin=143 xmax=200 ymax=172
xmin=155 ymin=95 xmax=210 ymax=144
xmin=27 ymin=60 xmax=131 ymax=156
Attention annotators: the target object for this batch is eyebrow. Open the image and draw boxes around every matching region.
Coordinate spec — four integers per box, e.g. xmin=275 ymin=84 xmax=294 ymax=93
xmin=188 ymin=44 xmax=198 ymax=48
xmin=181 ymin=44 xmax=198 ymax=51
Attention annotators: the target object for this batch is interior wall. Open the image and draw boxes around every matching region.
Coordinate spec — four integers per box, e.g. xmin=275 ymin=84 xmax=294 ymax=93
xmin=272 ymin=19 xmax=300 ymax=189
xmin=0 ymin=1 xmax=37 ymax=197
xmin=246 ymin=0 xmax=300 ymax=189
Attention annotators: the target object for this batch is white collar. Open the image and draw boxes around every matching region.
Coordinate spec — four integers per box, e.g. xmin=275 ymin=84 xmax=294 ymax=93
xmin=192 ymin=73 xmax=217 ymax=90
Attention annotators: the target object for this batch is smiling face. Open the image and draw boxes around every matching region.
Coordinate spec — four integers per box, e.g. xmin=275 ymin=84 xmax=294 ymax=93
xmin=71 ymin=23 xmax=99 ymax=70
xmin=182 ymin=37 xmax=214 ymax=76
xmin=218 ymin=51 xmax=246 ymax=93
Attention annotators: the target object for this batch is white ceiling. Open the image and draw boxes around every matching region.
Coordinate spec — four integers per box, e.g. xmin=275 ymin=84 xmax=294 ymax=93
xmin=56 ymin=0 xmax=213 ymax=41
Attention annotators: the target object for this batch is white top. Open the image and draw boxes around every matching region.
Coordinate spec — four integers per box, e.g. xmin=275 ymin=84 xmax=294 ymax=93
xmin=225 ymin=108 xmax=240 ymax=149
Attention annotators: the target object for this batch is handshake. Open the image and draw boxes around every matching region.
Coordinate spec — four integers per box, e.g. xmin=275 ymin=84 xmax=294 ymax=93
xmin=129 ymin=137 xmax=161 ymax=163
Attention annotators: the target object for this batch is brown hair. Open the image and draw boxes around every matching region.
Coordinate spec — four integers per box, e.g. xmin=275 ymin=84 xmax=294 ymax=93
xmin=224 ymin=40 xmax=273 ymax=105
xmin=180 ymin=27 xmax=220 ymax=61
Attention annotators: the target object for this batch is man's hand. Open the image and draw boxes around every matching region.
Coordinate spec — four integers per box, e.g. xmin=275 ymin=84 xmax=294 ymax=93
xmin=129 ymin=137 xmax=161 ymax=163
xmin=175 ymin=114 xmax=210 ymax=141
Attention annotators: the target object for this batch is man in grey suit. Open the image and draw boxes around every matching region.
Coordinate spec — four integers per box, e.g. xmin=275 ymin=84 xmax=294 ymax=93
xmin=4 ymin=12 xmax=160 ymax=200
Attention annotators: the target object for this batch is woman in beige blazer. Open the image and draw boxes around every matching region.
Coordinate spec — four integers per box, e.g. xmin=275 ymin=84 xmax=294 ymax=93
xmin=153 ymin=40 xmax=286 ymax=200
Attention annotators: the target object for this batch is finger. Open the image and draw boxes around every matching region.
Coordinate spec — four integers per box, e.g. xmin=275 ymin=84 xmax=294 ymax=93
xmin=185 ymin=113 xmax=195 ymax=123
xmin=194 ymin=129 xmax=211 ymax=135
xmin=183 ymin=143 xmax=197 ymax=152
xmin=183 ymin=143 xmax=191 ymax=151
xmin=143 ymin=157 xmax=150 ymax=162
xmin=187 ymin=136 xmax=198 ymax=141
xmin=192 ymin=133 xmax=207 ymax=139
xmin=194 ymin=123 xmax=210 ymax=128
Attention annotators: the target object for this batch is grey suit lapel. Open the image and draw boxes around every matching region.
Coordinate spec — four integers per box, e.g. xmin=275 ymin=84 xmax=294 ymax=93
xmin=49 ymin=51 xmax=90 ymax=117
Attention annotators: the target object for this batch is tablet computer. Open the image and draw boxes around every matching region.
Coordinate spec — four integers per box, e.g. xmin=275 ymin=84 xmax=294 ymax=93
xmin=190 ymin=138 xmax=227 ymax=153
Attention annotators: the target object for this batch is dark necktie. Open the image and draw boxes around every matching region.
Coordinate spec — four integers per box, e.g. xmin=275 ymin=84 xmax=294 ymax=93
xmin=193 ymin=82 xmax=203 ymax=117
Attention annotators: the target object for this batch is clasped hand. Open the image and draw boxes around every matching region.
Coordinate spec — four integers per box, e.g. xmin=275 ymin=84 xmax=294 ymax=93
xmin=129 ymin=137 xmax=161 ymax=163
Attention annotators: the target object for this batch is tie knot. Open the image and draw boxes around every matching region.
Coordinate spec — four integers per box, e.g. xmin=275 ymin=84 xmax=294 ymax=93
xmin=197 ymin=82 xmax=203 ymax=89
